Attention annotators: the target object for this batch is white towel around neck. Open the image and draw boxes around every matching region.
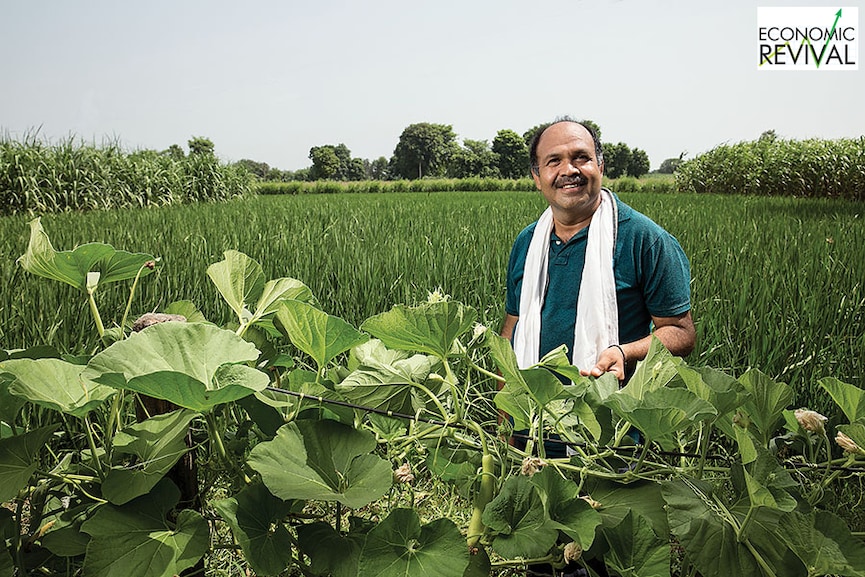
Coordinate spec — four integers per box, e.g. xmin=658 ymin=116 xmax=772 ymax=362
xmin=513 ymin=188 xmax=619 ymax=371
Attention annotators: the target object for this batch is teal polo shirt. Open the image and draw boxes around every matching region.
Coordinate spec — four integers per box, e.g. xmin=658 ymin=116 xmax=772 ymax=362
xmin=505 ymin=195 xmax=691 ymax=364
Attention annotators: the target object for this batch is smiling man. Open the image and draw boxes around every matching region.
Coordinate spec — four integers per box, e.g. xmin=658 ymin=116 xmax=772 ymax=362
xmin=501 ymin=117 xmax=695 ymax=381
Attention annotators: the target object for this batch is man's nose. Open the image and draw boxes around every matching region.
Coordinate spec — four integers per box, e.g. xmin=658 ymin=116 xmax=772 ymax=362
xmin=563 ymin=160 xmax=580 ymax=175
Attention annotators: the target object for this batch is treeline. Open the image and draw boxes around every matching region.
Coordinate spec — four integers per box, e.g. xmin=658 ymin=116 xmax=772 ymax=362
xmin=0 ymin=135 xmax=251 ymax=215
xmin=238 ymin=121 xmax=654 ymax=182
xmin=676 ymin=132 xmax=865 ymax=201
xmin=254 ymin=175 xmax=678 ymax=196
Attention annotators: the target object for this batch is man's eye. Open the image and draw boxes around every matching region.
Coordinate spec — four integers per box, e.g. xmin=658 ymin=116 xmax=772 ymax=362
xmin=546 ymin=159 xmax=560 ymax=166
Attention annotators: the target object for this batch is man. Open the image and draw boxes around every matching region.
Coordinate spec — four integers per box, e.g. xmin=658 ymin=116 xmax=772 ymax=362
xmin=501 ymin=118 xmax=695 ymax=577
xmin=502 ymin=117 xmax=694 ymax=384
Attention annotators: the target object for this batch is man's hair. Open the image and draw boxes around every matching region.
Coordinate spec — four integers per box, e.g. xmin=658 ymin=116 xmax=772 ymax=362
xmin=529 ymin=116 xmax=604 ymax=175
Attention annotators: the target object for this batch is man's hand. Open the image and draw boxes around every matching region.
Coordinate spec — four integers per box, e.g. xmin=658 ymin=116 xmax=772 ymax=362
xmin=580 ymin=345 xmax=626 ymax=381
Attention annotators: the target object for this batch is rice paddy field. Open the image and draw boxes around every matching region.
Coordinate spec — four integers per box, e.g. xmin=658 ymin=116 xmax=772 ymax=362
xmin=1 ymin=190 xmax=863 ymax=417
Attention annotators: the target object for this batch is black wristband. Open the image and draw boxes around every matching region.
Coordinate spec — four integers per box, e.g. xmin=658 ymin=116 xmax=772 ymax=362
xmin=608 ymin=344 xmax=626 ymax=365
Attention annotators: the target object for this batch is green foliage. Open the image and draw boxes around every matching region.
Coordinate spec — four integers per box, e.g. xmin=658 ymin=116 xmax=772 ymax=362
xmin=676 ymin=136 xmax=865 ymax=199
xmin=628 ymin=148 xmax=651 ymax=178
xmin=603 ymin=142 xmax=631 ymax=179
xmin=448 ymin=139 xmax=500 ymax=179
xmin=391 ymin=122 xmax=458 ymax=179
xmin=3 ymin=222 xmax=865 ymax=576
xmin=309 ymin=145 xmax=341 ymax=180
xmin=0 ymin=134 xmax=251 ymax=215
xmin=492 ymin=129 xmax=529 ymax=179
xmin=187 ymin=136 xmax=215 ymax=156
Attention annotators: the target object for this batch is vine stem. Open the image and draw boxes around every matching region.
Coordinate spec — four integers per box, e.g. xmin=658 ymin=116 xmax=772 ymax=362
xmin=87 ymin=290 xmax=105 ymax=339
xmin=83 ymin=414 xmax=106 ymax=482
xmin=119 ymin=262 xmax=149 ymax=338
xmin=205 ymin=411 xmax=251 ymax=483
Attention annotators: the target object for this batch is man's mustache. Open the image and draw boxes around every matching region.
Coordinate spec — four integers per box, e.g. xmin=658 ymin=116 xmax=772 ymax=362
xmin=556 ymin=175 xmax=588 ymax=187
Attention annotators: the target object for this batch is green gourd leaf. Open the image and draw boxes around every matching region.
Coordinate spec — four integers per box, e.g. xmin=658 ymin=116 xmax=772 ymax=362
xmin=81 ymin=478 xmax=208 ymax=577
xmin=357 ymin=508 xmax=469 ymax=577
xmin=213 ymin=481 xmax=295 ymax=576
xmin=361 ymin=300 xmax=476 ymax=361
xmin=274 ymin=300 xmax=368 ymax=371
xmin=247 ymin=419 xmax=392 ymax=508
xmin=84 ymin=322 xmax=267 ymax=412
xmin=0 ymin=358 xmax=115 ymax=417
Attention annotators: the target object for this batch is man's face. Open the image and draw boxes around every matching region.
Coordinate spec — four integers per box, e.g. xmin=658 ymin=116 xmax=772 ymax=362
xmin=531 ymin=122 xmax=604 ymax=222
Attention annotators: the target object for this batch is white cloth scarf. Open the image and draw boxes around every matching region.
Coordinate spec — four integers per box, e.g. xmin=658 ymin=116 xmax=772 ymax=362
xmin=513 ymin=188 xmax=619 ymax=370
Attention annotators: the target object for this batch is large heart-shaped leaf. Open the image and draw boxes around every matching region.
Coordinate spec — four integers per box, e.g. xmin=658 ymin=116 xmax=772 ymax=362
xmin=0 ymin=358 xmax=115 ymax=417
xmin=102 ymin=409 xmax=196 ymax=505
xmin=0 ymin=425 xmax=59 ymax=502
xmin=528 ymin=467 xmax=601 ymax=549
xmin=678 ymin=364 xmax=748 ymax=424
xmin=604 ymin=387 xmax=716 ymax=442
xmin=741 ymin=445 xmax=798 ymax=512
xmin=206 ymin=250 xmax=266 ymax=322
xmin=84 ymin=322 xmax=268 ymax=412
xmin=336 ymin=340 xmax=433 ymax=415
xmin=482 ymin=475 xmax=557 ymax=559
xmin=603 ymin=511 xmax=671 ymax=577
xmin=779 ymin=510 xmax=865 ymax=576
xmin=738 ymin=369 xmax=794 ymax=445
xmin=297 ymin=521 xmax=364 ymax=577
xmin=275 ymin=300 xmax=368 ymax=371
xmin=357 ymin=508 xmax=468 ymax=577
xmin=18 ymin=217 xmax=156 ymax=291
xmin=81 ymin=479 xmax=208 ymax=577
xmin=213 ymin=481 xmax=295 ymax=576
xmin=361 ymin=300 xmax=476 ymax=361
xmin=583 ymin=478 xmax=669 ymax=538
xmin=820 ymin=377 xmax=865 ymax=425
xmin=626 ymin=336 xmax=684 ymax=397
xmin=206 ymin=250 xmax=315 ymax=330
xmin=248 ymin=419 xmax=392 ymax=508
xmin=662 ymin=479 xmax=805 ymax=577
xmin=0 ymin=372 xmax=26 ymax=425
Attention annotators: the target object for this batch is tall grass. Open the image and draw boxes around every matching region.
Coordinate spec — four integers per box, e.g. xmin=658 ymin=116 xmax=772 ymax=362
xmin=676 ymin=136 xmax=865 ymax=200
xmin=1 ymin=191 xmax=863 ymax=416
xmin=0 ymin=133 xmax=252 ymax=215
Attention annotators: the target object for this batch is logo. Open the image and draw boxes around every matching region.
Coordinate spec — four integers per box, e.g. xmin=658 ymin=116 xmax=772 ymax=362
xmin=758 ymin=7 xmax=858 ymax=70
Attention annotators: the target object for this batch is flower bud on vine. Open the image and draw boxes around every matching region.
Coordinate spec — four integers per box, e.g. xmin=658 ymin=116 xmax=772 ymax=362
xmin=835 ymin=432 xmax=865 ymax=455
xmin=393 ymin=463 xmax=414 ymax=484
xmin=795 ymin=408 xmax=828 ymax=434
xmin=520 ymin=456 xmax=546 ymax=477
xmin=563 ymin=542 xmax=582 ymax=563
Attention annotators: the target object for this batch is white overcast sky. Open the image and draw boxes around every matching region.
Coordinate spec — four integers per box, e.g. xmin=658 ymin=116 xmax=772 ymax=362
xmin=2 ymin=0 xmax=862 ymax=171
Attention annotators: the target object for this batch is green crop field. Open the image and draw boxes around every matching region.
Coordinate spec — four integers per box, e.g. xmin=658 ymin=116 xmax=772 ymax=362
xmin=1 ymin=190 xmax=863 ymax=415
xmin=3 ymin=189 xmax=865 ymax=576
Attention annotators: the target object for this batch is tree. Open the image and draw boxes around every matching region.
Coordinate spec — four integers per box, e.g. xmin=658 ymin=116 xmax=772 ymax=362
xmin=448 ymin=139 xmax=499 ymax=178
xmin=163 ymin=144 xmax=185 ymax=160
xmin=331 ymin=143 xmax=353 ymax=179
xmin=346 ymin=158 xmax=368 ymax=181
xmin=492 ymin=129 xmax=529 ymax=179
xmin=603 ymin=142 xmax=631 ymax=179
xmin=658 ymin=153 xmax=686 ymax=174
xmin=235 ymin=159 xmax=270 ymax=179
xmin=188 ymin=136 xmax=215 ymax=156
xmin=370 ymin=156 xmax=389 ymax=180
xmin=309 ymin=146 xmax=340 ymax=180
xmin=627 ymin=148 xmax=651 ymax=178
xmin=523 ymin=119 xmax=602 ymax=148
xmin=391 ymin=123 xmax=458 ymax=179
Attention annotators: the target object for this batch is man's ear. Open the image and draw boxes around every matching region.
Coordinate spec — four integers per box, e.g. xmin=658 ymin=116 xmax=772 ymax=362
xmin=531 ymin=170 xmax=542 ymax=191
xmin=598 ymin=160 xmax=605 ymax=175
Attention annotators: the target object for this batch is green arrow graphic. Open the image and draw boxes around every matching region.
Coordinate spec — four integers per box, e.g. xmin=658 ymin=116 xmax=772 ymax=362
xmin=816 ymin=8 xmax=843 ymax=68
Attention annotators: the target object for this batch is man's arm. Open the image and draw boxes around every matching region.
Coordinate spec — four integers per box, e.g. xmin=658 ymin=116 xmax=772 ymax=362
xmin=580 ymin=310 xmax=695 ymax=381
xmin=500 ymin=313 xmax=518 ymax=341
